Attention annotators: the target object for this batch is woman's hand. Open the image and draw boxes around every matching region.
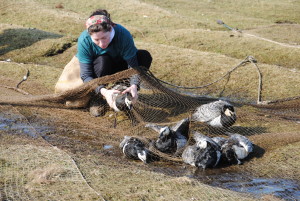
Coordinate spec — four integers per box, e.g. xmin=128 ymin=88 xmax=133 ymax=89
xmin=100 ymin=88 xmax=121 ymax=108
xmin=122 ymin=84 xmax=138 ymax=104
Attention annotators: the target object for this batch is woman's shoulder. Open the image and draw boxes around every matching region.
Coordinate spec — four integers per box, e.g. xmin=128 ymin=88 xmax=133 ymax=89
xmin=114 ymin=24 xmax=131 ymax=35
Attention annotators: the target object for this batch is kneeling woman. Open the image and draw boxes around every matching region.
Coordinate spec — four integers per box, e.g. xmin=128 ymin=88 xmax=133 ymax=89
xmin=77 ymin=9 xmax=152 ymax=116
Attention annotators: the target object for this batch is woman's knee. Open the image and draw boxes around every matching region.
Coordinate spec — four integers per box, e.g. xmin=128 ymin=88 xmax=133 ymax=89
xmin=137 ymin=49 xmax=152 ymax=69
xmin=93 ymin=54 xmax=113 ymax=77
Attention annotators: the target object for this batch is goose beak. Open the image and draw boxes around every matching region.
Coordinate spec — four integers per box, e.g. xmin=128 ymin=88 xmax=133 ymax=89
xmin=159 ymin=127 xmax=170 ymax=138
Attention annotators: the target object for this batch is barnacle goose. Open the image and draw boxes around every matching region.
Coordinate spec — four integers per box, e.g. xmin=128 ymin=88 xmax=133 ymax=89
xmin=111 ymin=85 xmax=133 ymax=113
xmin=119 ymin=136 xmax=159 ymax=163
xmin=182 ymin=132 xmax=221 ymax=169
xmin=213 ymin=133 xmax=253 ymax=165
xmin=109 ymin=84 xmax=136 ymax=127
xmin=145 ymin=118 xmax=190 ymax=154
xmin=191 ymin=100 xmax=236 ymax=128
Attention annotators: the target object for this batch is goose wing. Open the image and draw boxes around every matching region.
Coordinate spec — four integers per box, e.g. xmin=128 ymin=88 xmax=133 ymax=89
xmin=212 ymin=136 xmax=227 ymax=147
xmin=193 ymin=132 xmax=220 ymax=149
xmin=182 ymin=145 xmax=197 ymax=166
xmin=155 ymin=136 xmax=176 ymax=154
xmin=145 ymin=123 xmax=165 ymax=133
xmin=228 ymin=133 xmax=253 ymax=153
xmin=171 ymin=118 xmax=190 ymax=138
xmin=111 ymin=84 xmax=127 ymax=91
xmin=193 ymin=132 xmax=221 ymax=166
xmin=192 ymin=100 xmax=227 ymax=122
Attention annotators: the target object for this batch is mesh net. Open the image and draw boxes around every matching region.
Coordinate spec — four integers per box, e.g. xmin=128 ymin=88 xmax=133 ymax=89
xmin=0 ymin=58 xmax=299 ymax=200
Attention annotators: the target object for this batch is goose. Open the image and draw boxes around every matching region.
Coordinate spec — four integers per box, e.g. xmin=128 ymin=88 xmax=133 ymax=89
xmin=145 ymin=118 xmax=190 ymax=154
xmin=112 ymin=92 xmax=133 ymax=112
xmin=119 ymin=136 xmax=159 ymax=163
xmin=212 ymin=136 xmax=234 ymax=165
xmin=191 ymin=100 xmax=236 ymax=128
xmin=182 ymin=132 xmax=221 ymax=169
xmin=110 ymin=84 xmax=136 ymax=128
xmin=220 ymin=133 xmax=254 ymax=165
xmin=111 ymin=85 xmax=133 ymax=113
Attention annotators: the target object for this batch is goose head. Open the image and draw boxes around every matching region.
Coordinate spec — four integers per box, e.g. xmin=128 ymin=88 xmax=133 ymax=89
xmin=158 ymin=126 xmax=171 ymax=140
xmin=221 ymin=105 xmax=236 ymax=127
xmin=155 ymin=126 xmax=177 ymax=153
xmin=221 ymin=143 xmax=241 ymax=164
xmin=114 ymin=92 xmax=133 ymax=112
xmin=124 ymin=93 xmax=133 ymax=110
xmin=196 ymin=139 xmax=208 ymax=149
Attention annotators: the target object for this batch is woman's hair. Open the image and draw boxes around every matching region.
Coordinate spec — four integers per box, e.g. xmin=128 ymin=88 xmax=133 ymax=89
xmin=87 ymin=9 xmax=115 ymax=34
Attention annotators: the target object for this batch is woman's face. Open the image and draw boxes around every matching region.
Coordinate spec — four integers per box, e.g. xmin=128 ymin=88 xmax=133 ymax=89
xmin=90 ymin=31 xmax=111 ymax=49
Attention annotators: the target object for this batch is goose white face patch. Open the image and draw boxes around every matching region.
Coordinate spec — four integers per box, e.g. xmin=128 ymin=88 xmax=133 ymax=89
xmin=125 ymin=97 xmax=132 ymax=109
xmin=159 ymin=127 xmax=170 ymax=136
xmin=224 ymin=108 xmax=234 ymax=116
xmin=120 ymin=136 xmax=130 ymax=149
xmin=197 ymin=140 xmax=208 ymax=149
xmin=122 ymin=142 xmax=128 ymax=154
xmin=137 ymin=150 xmax=147 ymax=162
xmin=232 ymin=145 xmax=248 ymax=159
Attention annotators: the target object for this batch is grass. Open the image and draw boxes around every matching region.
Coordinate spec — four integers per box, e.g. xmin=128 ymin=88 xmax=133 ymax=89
xmin=0 ymin=135 xmax=100 ymax=200
xmin=81 ymin=159 xmax=255 ymax=200
xmin=247 ymin=139 xmax=300 ymax=180
xmin=0 ymin=62 xmax=62 ymax=92
xmin=1 ymin=0 xmax=300 ymax=69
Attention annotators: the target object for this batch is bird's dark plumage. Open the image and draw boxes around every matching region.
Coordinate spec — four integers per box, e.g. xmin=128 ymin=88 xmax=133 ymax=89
xmin=111 ymin=85 xmax=133 ymax=112
xmin=213 ymin=133 xmax=253 ymax=165
xmin=145 ymin=118 xmax=190 ymax=154
xmin=191 ymin=100 xmax=236 ymax=128
xmin=110 ymin=84 xmax=136 ymax=128
xmin=182 ymin=132 xmax=221 ymax=169
xmin=119 ymin=136 xmax=159 ymax=163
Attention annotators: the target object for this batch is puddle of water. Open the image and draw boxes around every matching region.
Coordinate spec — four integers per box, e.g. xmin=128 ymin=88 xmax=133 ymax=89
xmin=103 ymin=145 xmax=113 ymax=150
xmin=224 ymin=178 xmax=300 ymax=200
xmin=0 ymin=112 xmax=54 ymax=138
xmin=200 ymin=172 xmax=300 ymax=201
xmin=149 ymin=163 xmax=299 ymax=200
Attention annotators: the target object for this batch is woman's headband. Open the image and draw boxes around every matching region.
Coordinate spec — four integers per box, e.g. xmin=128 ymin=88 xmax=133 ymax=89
xmin=85 ymin=15 xmax=110 ymax=29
